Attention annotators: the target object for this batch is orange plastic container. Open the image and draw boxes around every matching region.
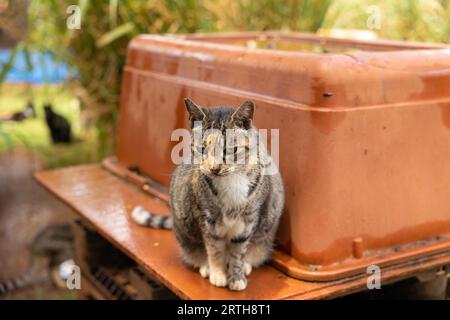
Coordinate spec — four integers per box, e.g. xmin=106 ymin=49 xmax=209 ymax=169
xmin=115 ymin=32 xmax=450 ymax=281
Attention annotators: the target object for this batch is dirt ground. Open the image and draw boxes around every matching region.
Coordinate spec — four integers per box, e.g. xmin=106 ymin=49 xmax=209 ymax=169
xmin=0 ymin=150 xmax=75 ymax=299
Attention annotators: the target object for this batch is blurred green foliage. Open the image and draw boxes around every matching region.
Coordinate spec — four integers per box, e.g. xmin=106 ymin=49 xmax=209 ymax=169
xmin=322 ymin=0 xmax=450 ymax=43
xmin=0 ymin=84 xmax=100 ymax=168
xmin=24 ymin=0 xmax=334 ymax=159
xmin=1 ymin=0 xmax=450 ymax=164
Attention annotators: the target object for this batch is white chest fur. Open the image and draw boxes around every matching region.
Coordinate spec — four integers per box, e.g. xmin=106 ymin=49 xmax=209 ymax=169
xmin=214 ymin=173 xmax=249 ymax=212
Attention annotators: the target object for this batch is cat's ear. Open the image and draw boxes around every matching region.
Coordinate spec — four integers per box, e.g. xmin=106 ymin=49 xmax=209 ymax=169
xmin=184 ymin=98 xmax=206 ymax=126
xmin=231 ymin=100 xmax=254 ymax=129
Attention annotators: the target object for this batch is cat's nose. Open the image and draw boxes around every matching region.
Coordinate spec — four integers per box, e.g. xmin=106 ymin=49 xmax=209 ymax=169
xmin=210 ymin=167 xmax=221 ymax=176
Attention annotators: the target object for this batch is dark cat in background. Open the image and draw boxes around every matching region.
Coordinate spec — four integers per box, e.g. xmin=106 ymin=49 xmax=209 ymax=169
xmin=44 ymin=103 xmax=72 ymax=144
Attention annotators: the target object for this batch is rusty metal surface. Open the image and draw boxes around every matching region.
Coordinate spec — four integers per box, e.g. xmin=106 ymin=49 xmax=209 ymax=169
xmin=103 ymin=156 xmax=450 ymax=282
xmin=34 ymin=165 xmax=450 ymax=299
xmin=34 ymin=165 xmax=321 ymax=299
xmin=126 ymin=32 xmax=450 ymax=109
xmin=183 ymin=31 xmax=448 ymax=51
xmin=116 ymin=32 xmax=450 ymax=280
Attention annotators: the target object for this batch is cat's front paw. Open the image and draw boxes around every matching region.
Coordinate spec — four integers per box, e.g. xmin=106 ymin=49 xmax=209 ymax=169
xmin=209 ymin=269 xmax=227 ymax=287
xmin=199 ymin=264 xmax=209 ymax=278
xmin=228 ymin=276 xmax=248 ymax=291
xmin=244 ymin=262 xmax=252 ymax=276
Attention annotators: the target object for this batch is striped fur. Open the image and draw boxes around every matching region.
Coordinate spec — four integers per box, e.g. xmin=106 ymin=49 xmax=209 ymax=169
xmin=132 ymin=99 xmax=284 ymax=291
xmin=169 ymin=99 xmax=285 ymax=291
xmin=0 ymin=260 xmax=49 ymax=296
xmin=0 ymin=224 xmax=73 ymax=296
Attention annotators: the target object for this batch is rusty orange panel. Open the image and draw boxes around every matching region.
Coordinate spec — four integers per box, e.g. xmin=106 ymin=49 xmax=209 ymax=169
xmin=34 ymin=165 xmax=450 ymax=299
xmin=116 ymin=32 xmax=450 ymax=280
xmin=34 ymin=165 xmax=322 ymax=299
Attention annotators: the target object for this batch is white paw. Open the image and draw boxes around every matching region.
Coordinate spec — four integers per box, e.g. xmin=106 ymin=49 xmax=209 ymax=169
xmin=229 ymin=278 xmax=247 ymax=291
xmin=209 ymin=269 xmax=227 ymax=287
xmin=131 ymin=206 xmax=150 ymax=225
xmin=199 ymin=264 xmax=209 ymax=278
xmin=244 ymin=262 xmax=252 ymax=276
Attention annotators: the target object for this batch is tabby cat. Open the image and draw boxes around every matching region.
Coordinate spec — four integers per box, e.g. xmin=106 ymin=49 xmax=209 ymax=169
xmin=0 ymin=224 xmax=74 ymax=296
xmin=132 ymin=99 xmax=284 ymax=291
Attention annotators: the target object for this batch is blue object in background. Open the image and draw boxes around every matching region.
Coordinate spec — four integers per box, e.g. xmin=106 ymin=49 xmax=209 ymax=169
xmin=0 ymin=49 xmax=72 ymax=84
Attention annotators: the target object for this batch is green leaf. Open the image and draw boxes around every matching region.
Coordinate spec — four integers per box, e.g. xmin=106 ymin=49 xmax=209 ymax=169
xmin=109 ymin=0 xmax=119 ymax=28
xmin=96 ymin=22 xmax=135 ymax=48
xmin=0 ymin=46 xmax=18 ymax=84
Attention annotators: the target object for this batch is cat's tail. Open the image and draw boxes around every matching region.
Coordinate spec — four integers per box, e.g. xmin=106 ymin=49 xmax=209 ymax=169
xmin=131 ymin=206 xmax=173 ymax=229
xmin=0 ymin=259 xmax=49 ymax=296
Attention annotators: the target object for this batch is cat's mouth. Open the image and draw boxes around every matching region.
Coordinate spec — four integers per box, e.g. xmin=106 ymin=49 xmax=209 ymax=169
xmin=209 ymin=171 xmax=229 ymax=177
xmin=200 ymin=167 xmax=234 ymax=177
xmin=211 ymin=172 xmax=226 ymax=177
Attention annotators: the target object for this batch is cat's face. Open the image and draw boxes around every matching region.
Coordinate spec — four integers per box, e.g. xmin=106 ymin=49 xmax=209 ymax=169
xmin=185 ymin=99 xmax=257 ymax=177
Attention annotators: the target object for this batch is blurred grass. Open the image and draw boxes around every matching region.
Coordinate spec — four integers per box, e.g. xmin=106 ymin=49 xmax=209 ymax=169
xmin=1 ymin=0 xmax=450 ymax=166
xmin=0 ymin=84 xmax=100 ymax=168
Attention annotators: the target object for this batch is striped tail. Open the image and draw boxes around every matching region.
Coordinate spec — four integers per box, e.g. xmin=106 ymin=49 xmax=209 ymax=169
xmin=0 ymin=261 xmax=48 ymax=296
xmin=0 ymin=274 xmax=34 ymax=296
xmin=131 ymin=206 xmax=173 ymax=229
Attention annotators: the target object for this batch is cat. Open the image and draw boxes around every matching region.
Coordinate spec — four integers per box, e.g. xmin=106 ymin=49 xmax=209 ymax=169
xmin=43 ymin=103 xmax=72 ymax=144
xmin=0 ymin=101 xmax=36 ymax=122
xmin=0 ymin=224 xmax=74 ymax=296
xmin=132 ymin=98 xmax=284 ymax=291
